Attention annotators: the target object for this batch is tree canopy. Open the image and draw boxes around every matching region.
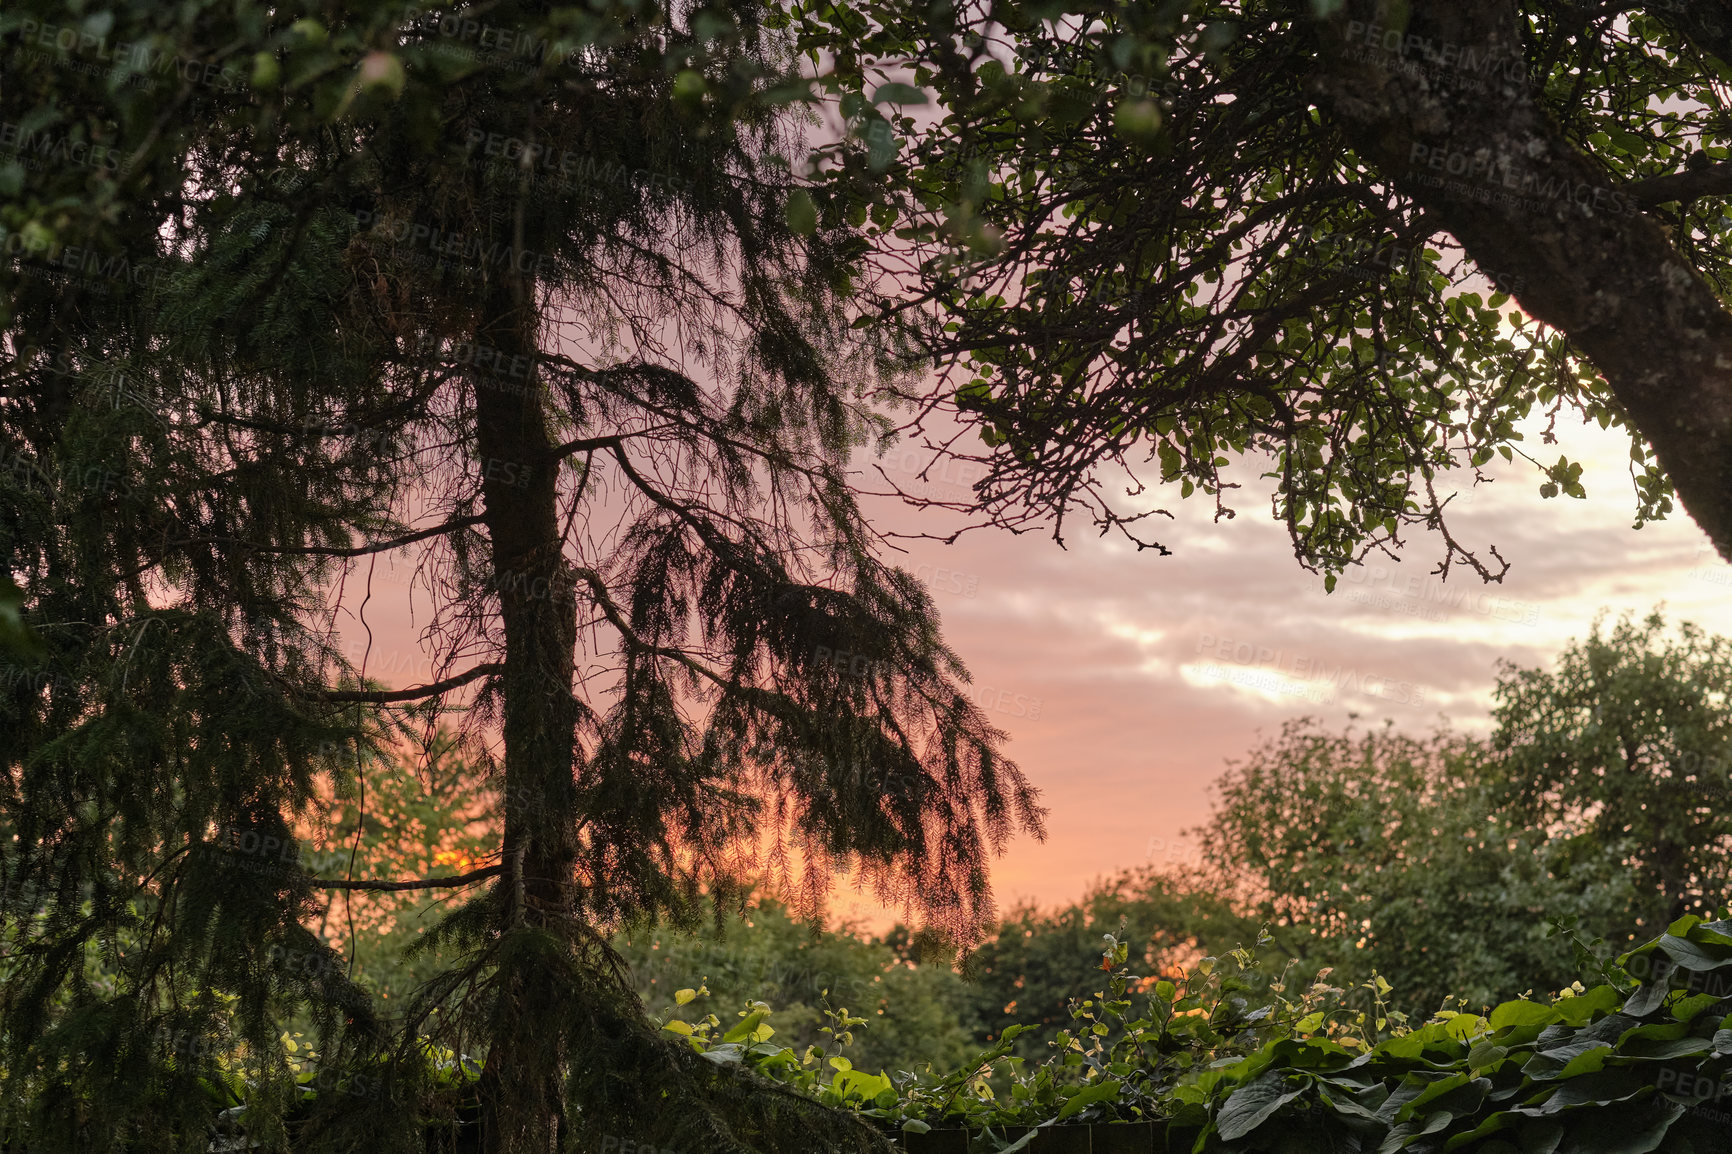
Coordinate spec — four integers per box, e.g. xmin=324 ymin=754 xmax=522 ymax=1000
xmin=792 ymin=0 xmax=1732 ymax=577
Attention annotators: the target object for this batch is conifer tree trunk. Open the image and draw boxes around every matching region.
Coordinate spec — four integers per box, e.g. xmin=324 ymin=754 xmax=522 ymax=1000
xmin=470 ymin=272 xmax=580 ymax=1154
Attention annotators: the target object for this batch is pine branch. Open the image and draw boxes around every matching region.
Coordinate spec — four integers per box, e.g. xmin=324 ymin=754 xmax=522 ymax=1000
xmin=313 ymin=863 xmax=503 ymax=891
xmin=168 ymin=514 xmax=487 ymax=558
xmin=546 ymin=433 xmax=628 ymax=459
xmin=568 ymin=565 xmax=730 ymax=691
xmin=317 ymin=662 xmax=503 ymax=703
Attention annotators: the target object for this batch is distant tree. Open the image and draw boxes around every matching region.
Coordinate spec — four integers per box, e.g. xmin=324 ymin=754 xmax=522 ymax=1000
xmin=960 ymin=865 xmax=1262 ymax=1053
xmin=1197 ymin=616 xmax=1732 ymax=1016
xmin=0 ymin=2 xmax=1042 ymax=1151
xmin=1490 ymin=610 xmax=1732 ymax=930
xmin=1196 ymin=720 xmax=1626 ymax=1017
xmin=306 ymin=730 xmax=500 ymax=1006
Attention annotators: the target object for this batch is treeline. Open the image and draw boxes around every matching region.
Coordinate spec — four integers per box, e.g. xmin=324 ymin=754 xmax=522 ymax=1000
xmin=616 ymin=610 xmax=1732 ymax=1070
xmin=197 ymin=608 xmax=1729 ymax=1075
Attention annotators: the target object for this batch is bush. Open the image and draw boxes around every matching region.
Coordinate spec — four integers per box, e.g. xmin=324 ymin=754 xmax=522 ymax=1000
xmin=614 ymin=895 xmax=979 ymax=1078
xmin=661 ymin=915 xmax=1732 ymax=1152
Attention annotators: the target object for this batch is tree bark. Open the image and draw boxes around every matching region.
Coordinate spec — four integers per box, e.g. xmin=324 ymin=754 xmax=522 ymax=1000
xmin=1315 ymin=0 xmax=1732 ymax=561
xmin=470 ymin=268 xmax=581 ymax=1154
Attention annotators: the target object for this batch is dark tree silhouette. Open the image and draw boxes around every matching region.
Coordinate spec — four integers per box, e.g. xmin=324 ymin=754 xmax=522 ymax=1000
xmin=0 ymin=3 xmax=1042 ymax=1150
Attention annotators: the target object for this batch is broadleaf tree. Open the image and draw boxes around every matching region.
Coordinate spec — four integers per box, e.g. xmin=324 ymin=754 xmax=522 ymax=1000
xmin=792 ymin=0 xmax=1732 ymax=575
xmin=1488 ymin=610 xmax=1732 ymax=929
xmin=0 ymin=2 xmax=1043 ymax=1151
xmin=1196 ymin=612 xmax=1732 ymax=1016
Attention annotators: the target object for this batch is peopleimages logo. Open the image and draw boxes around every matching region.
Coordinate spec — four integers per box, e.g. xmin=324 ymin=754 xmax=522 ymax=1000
xmin=12 ymin=18 xmax=244 ymax=92
xmin=1405 ymin=143 xmax=1638 ymax=219
xmin=1341 ymin=19 xmax=1533 ymax=93
xmin=350 ymin=210 xmax=553 ymax=277
xmin=0 ymin=122 xmax=129 ymax=174
xmin=463 ymin=130 xmax=695 ymax=197
xmin=1341 ymin=563 xmax=1541 ymax=627
xmin=0 ymin=225 xmax=165 ymax=293
xmin=1192 ymin=633 xmax=1425 ymax=707
xmin=914 ymin=563 xmax=978 ymax=598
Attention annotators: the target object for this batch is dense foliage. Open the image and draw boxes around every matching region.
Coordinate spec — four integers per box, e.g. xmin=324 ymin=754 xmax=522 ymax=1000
xmin=792 ymin=0 xmax=1732 ymax=570
xmin=1200 ymin=720 xmax=1638 ymax=1020
xmin=1490 ymin=611 xmax=1732 ymax=930
xmin=959 ymin=867 xmax=1262 ymax=1057
xmin=0 ymin=0 xmax=1045 ymax=1149
xmin=109 ymin=610 xmax=1732 ymax=1150
xmin=651 ymin=914 xmax=1732 ymax=1152
xmin=129 ymin=604 xmax=1732 ymax=1151
xmin=7 ymin=0 xmax=1732 ymax=1148
xmin=191 ymin=908 xmax=1732 ymax=1152
xmin=1199 ymin=611 xmax=1732 ymax=1019
xmin=615 ymin=896 xmax=980 ymax=1077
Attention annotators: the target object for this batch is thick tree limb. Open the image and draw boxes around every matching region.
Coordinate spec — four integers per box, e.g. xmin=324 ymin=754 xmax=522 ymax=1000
xmin=1316 ymin=0 xmax=1732 ymax=561
xmin=314 ymin=863 xmax=502 ymax=891
xmin=317 ymin=662 xmax=502 ymax=702
xmin=1627 ymin=161 xmax=1732 ymax=207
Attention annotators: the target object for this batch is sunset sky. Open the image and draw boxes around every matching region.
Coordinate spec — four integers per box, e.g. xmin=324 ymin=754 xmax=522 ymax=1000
xmin=830 ymin=403 xmax=1732 ymax=925
xmin=332 ymin=399 xmax=1732 ymax=932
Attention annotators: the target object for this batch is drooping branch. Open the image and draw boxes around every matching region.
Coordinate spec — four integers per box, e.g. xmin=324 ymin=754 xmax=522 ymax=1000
xmin=568 ymin=564 xmax=731 ymax=691
xmin=317 ymin=662 xmax=502 ymax=703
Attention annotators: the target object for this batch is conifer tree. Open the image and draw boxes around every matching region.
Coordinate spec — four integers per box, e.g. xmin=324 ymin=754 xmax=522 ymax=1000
xmin=0 ymin=2 xmax=1043 ymax=1150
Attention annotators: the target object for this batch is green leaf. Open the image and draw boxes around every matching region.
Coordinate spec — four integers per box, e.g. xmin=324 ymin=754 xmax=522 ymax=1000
xmin=1488 ymin=1001 xmax=1557 ymax=1031
xmin=1056 ymin=1077 xmax=1121 ymax=1121
xmin=1216 ymin=1071 xmax=1304 ymax=1141
xmin=871 ymin=82 xmax=928 ymax=105
xmin=721 ymin=1010 xmax=769 ymax=1043
xmin=786 ymin=190 xmax=818 ymax=235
